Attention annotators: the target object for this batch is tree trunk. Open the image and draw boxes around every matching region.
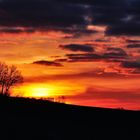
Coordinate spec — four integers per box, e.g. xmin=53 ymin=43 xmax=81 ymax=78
xmin=1 ymin=84 xmax=4 ymax=94
xmin=5 ymin=87 xmax=10 ymax=96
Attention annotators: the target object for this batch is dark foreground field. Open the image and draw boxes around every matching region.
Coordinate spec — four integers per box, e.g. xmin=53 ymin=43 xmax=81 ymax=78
xmin=0 ymin=95 xmax=140 ymax=140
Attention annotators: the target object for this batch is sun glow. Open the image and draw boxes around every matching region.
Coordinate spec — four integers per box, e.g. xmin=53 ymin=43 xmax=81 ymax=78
xmin=22 ymin=84 xmax=60 ymax=98
xmin=26 ymin=87 xmax=49 ymax=98
xmin=12 ymin=83 xmax=72 ymax=99
xmin=12 ymin=84 xmax=55 ymax=98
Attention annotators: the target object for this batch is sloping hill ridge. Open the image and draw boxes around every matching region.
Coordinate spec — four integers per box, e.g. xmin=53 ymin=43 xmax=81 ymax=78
xmin=0 ymin=95 xmax=140 ymax=123
xmin=0 ymin=95 xmax=140 ymax=139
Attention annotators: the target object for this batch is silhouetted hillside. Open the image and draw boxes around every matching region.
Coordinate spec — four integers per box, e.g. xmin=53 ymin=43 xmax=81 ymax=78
xmin=0 ymin=95 xmax=140 ymax=140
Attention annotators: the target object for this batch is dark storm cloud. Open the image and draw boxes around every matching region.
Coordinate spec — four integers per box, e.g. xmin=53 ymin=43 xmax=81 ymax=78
xmin=126 ymin=39 xmax=140 ymax=43
xmin=66 ymin=53 xmax=102 ymax=62
xmin=95 ymin=38 xmax=110 ymax=43
xmin=59 ymin=44 xmax=94 ymax=52
xmin=104 ymin=47 xmax=128 ymax=59
xmin=57 ymin=0 xmax=124 ymax=6
xmin=104 ymin=0 xmax=140 ymax=36
xmin=33 ymin=60 xmax=63 ymax=67
xmin=0 ymin=0 xmax=140 ymax=36
xmin=55 ymin=59 xmax=68 ymax=63
xmin=103 ymin=52 xmax=127 ymax=59
xmin=91 ymin=3 xmax=126 ymax=26
xmin=0 ymin=27 xmax=35 ymax=33
xmin=106 ymin=23 xmax=140 ymax=36
xmin=63 ymin=29 xmax=98 ymax=38
xmin=122 ymin=61 xmax=140 ymax=69
xmin=82 ymin=0 xmax=140 ymax=36
xmin=127 ymin=44 xmax=140 ymax=48
xmin=121 ymin=60 xmax=140 ymax=74
xmin=0 ymin=0 xmax=87 ymax=29
xmin=65 ymin=50 xmax=127 ymax=62
xmin=107 ymin=48 xmax=126 ymax=53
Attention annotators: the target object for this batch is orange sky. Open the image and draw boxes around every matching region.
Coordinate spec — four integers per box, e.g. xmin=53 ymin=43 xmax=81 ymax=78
xmin=0 ymin=30 xmax=140 ymax=110
xmin=0 ymin=0 xmax=140 ymax=110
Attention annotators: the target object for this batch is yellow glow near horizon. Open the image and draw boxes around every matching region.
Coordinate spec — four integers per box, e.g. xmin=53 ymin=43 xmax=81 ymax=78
xmin=12 ymin=84 xmax=54 ymax=98
xmin=24 ymin=84 xmax=62 ymax=98
xmin=25 ymin=87 xmax=49 ymax=98
xmin=12 ymin=83 xmax=74 ymax=98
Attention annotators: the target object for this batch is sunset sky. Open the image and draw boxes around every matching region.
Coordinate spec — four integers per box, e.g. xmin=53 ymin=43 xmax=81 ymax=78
xmin=0 ymin=0 xmax=140 ymax=110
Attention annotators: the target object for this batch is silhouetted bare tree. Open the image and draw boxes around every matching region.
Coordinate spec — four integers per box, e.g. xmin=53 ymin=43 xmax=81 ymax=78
xmin=0 ymin=62 xmax=23 ymax=96
xmin=0 ymin=63 xmax=8 ymax=94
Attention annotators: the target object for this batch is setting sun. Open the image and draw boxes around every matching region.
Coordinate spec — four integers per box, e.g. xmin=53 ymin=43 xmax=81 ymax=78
xmin=22 ymin=84 xmax=54 ymax=98
xmin=12 ymin=84 xmax=53 ymax=99
xmin=12 ymin=83 xmax=73 ymax=99
xmin=27 ymin=87 xmax=49 ymax=98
